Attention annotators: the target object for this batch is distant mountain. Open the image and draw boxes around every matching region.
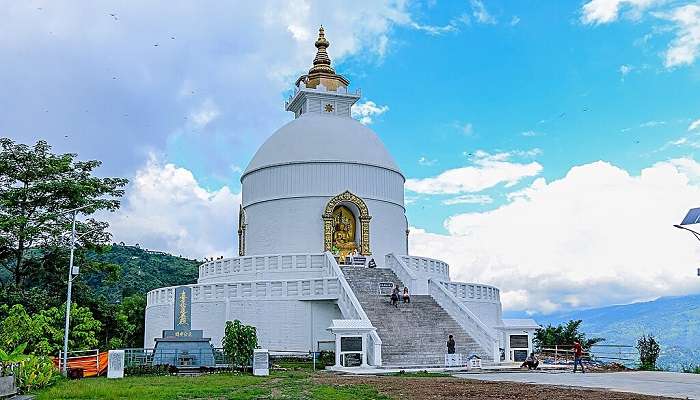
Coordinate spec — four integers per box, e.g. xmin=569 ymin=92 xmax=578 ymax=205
xmin=84 ymin=244 xmax=200 ymax=301
xmin=515 ymin=294 xmax=700 ymax=370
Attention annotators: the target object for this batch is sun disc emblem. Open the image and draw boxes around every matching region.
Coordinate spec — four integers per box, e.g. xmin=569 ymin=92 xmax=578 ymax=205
xmin=324 ymin=103 xmax=334 ymax=112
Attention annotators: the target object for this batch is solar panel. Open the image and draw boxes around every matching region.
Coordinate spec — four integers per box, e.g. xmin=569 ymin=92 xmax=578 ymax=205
xmin=680 ymin=208 xmax=700 ymax=225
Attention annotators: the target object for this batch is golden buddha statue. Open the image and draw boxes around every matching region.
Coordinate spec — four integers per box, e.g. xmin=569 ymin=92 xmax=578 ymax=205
xmin=331 ymin=206 xmax=357 ymax=260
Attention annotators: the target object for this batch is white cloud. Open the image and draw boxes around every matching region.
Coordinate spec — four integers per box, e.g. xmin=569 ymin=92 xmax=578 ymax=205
xmin=581 ymin=0 xmax=660 ymax=25
xmin=510 ymin=16 xmax=521 ymax=26
xmin=351 ymin=100 xmax=389 ymax=125
xmin=442 ymin=194 xmax=493 ymax=205
xmin=418 ymin=156 xmax=437 ymax=166
xmin=461 ymin=123 xmax=474 ymax=135
xmin=639 ymin=120 xmax=666 ymax=128
xmin=655 ymin=4 xmax=700 ymax=68
xmin=405 ymin=150 xmax=543 ymax=195
xmin=581 ymin=1 xmax=700 ymax=69
xmin=105 ymin=155 xmax=240 ymax=259
xmin=521 ymin=130 xmax=543 ymax=137
xmin=2 ymin=1 xmax=449 ymax=178
xmin=689 ymin=119 xmax=700 ymax=131
xmin=619 ymin=64 xmax=633 ymax=78
xmin=409 ymin=159 xmax=700 ymax=314
xmin=189 ymin=99 xmax=220 ymax=129
xmin=470 ymin=0 xmax=496 ymax=24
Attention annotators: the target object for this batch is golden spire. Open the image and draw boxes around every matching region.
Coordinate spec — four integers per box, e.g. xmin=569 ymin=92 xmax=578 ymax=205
xmin=300 ymin=26 xmax=349 ymax=91
xmin=309 ymin=26 xmax=335 ymax=75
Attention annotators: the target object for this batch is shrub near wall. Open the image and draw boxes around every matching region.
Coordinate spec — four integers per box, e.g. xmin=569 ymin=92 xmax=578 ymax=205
xmin=222 ymin=320 xmax=257 ymax=369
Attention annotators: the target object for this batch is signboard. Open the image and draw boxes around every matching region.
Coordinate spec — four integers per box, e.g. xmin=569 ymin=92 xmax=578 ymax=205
xmin=340 ymin=336 xmax=362 ymax=352
xmin=253 ymin=349 xmax=269 ymax=376
xmin=513 ymin=350 xmax=528 ymax=362
xmin=445 ymin=353 xmax=462 ymax=367
xmin=509 ymin=334 xmax=528 ymax=349
xmin=174 ymin=287 xmax=192 ymax=331
xmin=378 ymin=282 xmax=394 ymax=295
xmin=107 ymin=350 xmax=125 ymax=379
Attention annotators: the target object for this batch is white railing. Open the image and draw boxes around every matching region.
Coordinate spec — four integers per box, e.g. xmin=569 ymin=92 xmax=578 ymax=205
xmin=440 ymin=281 xmax=500 ymax=303
xmin=428 ymin=279 xmax=499 ymax=361
xmin=386 ymin=253 xmax=424 ymax=294
xmin=147 ymin=277 xmax=340 ymax=307
xmin=399 ymin=255 xmax=449 ymax=279
xmin=324 ymin=252 xmax=382 ymax=367
xmin=198 ymin=254 xmax=328 ymax=282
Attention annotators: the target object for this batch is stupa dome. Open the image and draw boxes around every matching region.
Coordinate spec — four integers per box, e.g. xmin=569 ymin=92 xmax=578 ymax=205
xmin=242 ymin=113 xmax=402 ymax=177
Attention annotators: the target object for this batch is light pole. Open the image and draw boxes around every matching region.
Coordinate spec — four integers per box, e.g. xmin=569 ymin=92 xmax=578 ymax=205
xmin=60 ymin=204 xmax=95 ymax=375
xmin=674 ymin=207 xmax=700 ymax=278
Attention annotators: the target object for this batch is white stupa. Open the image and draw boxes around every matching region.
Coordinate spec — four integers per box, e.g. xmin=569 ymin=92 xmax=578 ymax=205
xmin=144 ymin=27 xmax=538 ymax=368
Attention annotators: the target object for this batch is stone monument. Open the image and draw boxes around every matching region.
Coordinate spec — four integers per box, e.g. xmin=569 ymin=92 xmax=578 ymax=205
xmin=153 ymin=287 xmax=215 ymax=367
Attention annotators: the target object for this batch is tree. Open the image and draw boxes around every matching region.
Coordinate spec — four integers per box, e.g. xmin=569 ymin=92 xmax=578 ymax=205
xmin=0 ymin=303 xmax=101 ymax=356
xmin=0 ymin=138 xmax=127 ymax=288
xmin=222 ymin=320 xmax=258 ymax=368
xmin=534 ymin=320 xmax=605 ymax=350
xmin=106 ymin=294 xmax=146 ymax=349
xmin=637 ymin=334 xmax=661 ymax=370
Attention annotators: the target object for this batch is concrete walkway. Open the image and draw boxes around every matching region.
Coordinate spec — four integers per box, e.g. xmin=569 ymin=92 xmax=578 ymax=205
xmin=454 ymin=370 xmax=700 ymax=399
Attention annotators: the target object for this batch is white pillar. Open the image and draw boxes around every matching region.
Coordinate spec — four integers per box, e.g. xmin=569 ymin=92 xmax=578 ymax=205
xmin=361 ymin=334 xmax=368 ymax=367
xmin=334 ymin=335 xmax=341 ymax=367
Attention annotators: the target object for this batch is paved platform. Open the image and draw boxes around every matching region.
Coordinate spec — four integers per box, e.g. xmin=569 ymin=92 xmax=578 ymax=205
xmin=454 ymin=370 xmax=700 ymax=399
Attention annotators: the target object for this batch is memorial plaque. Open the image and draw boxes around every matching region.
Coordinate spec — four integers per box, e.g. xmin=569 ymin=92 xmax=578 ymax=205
xmin=378 ymin=282 xmax=394 ymax=295
xmin=513 ymin=350 xmax=528 ymax=362
xmin=253 ymin=349 xmax=269 ymax=376
xmin=107 ymin=350 xmax=125 ymax=379
xmin=340 ymin=336 xmax=362 ymax=352
xmin=174 ymin=287 xmax=192 ymax=331
xmin=509 ymin=334 xmax=528 ymax=349
xmin=343 ymin=353 xmax=362 ymax=367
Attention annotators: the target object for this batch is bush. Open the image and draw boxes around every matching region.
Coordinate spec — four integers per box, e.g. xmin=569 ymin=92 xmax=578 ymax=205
xmin=636 ymin=334 xmax=661 ymax=371
xmin=124 ymin=364 xmax=175 ymax=376
xmin=15 ymin=355 xmax=61 ymax=393
xmin=317 ymin=350 xmax=335 ymax=367
xmin=222 ymin=320 xmax=257 ymax=368
xmin=681 ymin=364 xmax=700 ymax=374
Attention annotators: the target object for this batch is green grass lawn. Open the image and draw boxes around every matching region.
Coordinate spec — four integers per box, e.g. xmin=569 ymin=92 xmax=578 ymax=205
xmin=34 ymin=370 xmax=391 ymax=400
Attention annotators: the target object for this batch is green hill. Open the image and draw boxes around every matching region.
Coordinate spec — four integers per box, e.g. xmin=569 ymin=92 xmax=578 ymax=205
xmin=84 ymin=244 xmax=200 ymax=301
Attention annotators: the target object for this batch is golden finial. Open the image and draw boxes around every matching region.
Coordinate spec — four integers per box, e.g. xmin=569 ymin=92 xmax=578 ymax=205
xmin=309 ymin=26 xmax=334 ymax=75
xmin=300 ymin=25 xmax=349 ymax=91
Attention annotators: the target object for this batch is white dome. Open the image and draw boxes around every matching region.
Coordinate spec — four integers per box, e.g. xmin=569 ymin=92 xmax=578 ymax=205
xmin=243 ymin=114 xmax=402 ymax=176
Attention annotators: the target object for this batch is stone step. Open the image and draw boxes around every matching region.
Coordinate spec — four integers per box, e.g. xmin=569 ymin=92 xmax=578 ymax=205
xmin=340 ymin=266 xmax=492 ymax=365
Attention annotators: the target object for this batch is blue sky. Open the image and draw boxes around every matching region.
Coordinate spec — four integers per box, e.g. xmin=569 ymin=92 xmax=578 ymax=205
xmin=2 ymin=0 xmax=700 ymax=313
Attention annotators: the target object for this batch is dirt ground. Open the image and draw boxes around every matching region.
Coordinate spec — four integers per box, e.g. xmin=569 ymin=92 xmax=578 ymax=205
xmin=315 ymin=373 xmax=680 ymax=400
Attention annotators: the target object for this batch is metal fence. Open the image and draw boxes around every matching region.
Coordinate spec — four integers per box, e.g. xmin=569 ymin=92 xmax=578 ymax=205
xmin=121 ymin=348 xmax=335 ymax=371
xmin=539 ymin=344 xmax=638 ymax=367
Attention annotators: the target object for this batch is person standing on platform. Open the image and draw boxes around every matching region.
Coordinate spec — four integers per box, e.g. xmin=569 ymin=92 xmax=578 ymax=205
xmin=447 ymin=335 xmax=456 ymax=354
xmin=573 ymin=340 xmax=585 ymax=373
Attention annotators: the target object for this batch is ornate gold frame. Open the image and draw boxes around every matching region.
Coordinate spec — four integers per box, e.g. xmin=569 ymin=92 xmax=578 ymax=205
xmin=323 ymin=191 xmax=371 ymax=256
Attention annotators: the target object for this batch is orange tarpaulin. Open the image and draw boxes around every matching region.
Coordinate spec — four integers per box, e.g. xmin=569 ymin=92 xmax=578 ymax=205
xmin=52 ymin=351 xmax=109 ymax=377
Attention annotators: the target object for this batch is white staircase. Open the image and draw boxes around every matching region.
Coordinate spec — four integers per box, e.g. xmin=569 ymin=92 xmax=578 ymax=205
xmin=341 ymin=266 xmax=493 ymax=367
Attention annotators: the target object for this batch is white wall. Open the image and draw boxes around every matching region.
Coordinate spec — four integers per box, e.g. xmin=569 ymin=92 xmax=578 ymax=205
xmin=243 ymin=197 xmax=407 ymax=265
xmin=144 ymin=299 xmax=341 ymax=351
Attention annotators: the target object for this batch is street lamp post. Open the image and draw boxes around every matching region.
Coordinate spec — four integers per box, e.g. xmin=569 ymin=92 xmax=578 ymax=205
xmin=60 ymin=204 xmax=95 ymax=375
xmin=61 ymin=211 xmax=77 ymax=375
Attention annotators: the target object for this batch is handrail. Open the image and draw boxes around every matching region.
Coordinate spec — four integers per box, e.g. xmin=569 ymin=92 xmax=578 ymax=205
xmin=428 ymin=279 xmax=498 ymax=361
xmin=399 ymin=255 xmax=450 ymax=279
xmin=324 ymin=252 xmax=382 ymax=366
xmin=386 ymin=253 xmax=422 ymax=294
